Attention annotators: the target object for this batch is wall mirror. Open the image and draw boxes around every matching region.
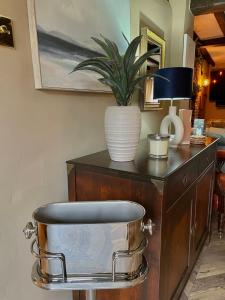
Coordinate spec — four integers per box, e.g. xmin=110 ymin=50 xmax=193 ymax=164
xmin=139 ymin=27 xmax=166 ymax=111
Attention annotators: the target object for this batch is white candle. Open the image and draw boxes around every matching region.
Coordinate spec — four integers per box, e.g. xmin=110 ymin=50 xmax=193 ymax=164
xmin=148 ymin=134 xmax=169 ymax=158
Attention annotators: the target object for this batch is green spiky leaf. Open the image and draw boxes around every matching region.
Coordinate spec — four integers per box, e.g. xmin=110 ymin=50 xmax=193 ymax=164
xmin=71 ymin=34 xmax=165 ymax=106
xmin=122 ymin=32 xmax=130 ymax=46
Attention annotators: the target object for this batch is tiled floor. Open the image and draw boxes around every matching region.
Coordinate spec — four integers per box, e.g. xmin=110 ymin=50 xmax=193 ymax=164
xmin=181 ymin=216 xmax=225 ymax=300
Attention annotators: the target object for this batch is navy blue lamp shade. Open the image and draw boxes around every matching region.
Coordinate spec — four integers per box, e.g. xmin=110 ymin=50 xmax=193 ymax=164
xmin=153 ymin=67 xmax=193 ymax=100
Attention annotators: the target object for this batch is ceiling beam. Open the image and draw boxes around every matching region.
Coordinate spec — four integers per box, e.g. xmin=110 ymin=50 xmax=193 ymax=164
xmin=193 ymin=32 xmax=203 ymax=46
xmin=191 ymin=0 xmax=225 ymax=16
xmin=214 ymin=12 xmax=225 ymax=35
xmin=194 ymin=31 xmax=225 ymax=47
xmin=199 ymin=36 xmax=225 ymax=46
xmin=194 ymin=32 xmax=215 ymax=67
xmin=200 ymin=47 xmax=216 ymax=66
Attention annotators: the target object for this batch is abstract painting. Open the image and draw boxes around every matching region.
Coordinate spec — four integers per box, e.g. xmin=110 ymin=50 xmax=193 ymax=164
xmin=27 ymin=0 xmax=130 ymax=92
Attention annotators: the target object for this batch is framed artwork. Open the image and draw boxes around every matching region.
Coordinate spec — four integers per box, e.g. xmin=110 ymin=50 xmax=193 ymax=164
xmin=0 ymin=16 xmax=14 ymax=48
xmin=139 ymin=27 xmax=166 ymax=111
xmin=27 ymin=0 xmax=130 ymax=92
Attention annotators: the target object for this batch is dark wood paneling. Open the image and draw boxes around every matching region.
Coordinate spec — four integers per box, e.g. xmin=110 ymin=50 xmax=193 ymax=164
xmin=195 ymin=165 xmax=214 ymax=251
xmin=161 ymin=188 xmax=193 ymax=300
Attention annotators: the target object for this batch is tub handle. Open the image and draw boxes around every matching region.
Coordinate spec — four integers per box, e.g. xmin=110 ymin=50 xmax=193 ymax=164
xmin=31 ymin=239 xmax=67 ymax=282
xmin=112 ymin=237 xmax=147 ymax=281
xmin=142 ymin=219 xmax=155 ymax=235
xmin=23 ymin=222 xmax=36 ymax=239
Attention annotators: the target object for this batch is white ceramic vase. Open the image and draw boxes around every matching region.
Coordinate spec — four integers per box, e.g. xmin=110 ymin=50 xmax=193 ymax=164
xmin=105 ymin=106 xmax=141 ymax=162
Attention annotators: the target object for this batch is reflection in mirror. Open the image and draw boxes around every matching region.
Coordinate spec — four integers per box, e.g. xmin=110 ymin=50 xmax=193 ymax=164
xmin=139 ymin=27 xmax=165 ymax=111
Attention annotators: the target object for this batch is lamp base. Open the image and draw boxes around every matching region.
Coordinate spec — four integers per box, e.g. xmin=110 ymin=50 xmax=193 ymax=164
xmin=168 ymin=135 xmax=179 ymax=148
xmin=160 ymin=106 xmax=184 ymax=147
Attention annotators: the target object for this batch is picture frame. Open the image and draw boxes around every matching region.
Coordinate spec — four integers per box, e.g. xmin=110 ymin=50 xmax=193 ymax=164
xmin=27 ymin=0 xmax=130 ymax=92
xmin=0 ymin=15 xmax=14 ymax=48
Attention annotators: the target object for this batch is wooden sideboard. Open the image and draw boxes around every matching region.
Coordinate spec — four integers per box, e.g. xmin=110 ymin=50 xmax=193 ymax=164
xmin=67 ymin=138 xmax=217 ymax=300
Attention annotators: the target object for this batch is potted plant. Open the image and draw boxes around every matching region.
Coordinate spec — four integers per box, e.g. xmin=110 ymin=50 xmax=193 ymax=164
xmin=72 ymin=35 xmax=157 ymax=161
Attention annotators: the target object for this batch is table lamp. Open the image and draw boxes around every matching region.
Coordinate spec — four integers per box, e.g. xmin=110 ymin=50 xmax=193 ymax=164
xmin=153 ymin=67 xmax=193 ymax=147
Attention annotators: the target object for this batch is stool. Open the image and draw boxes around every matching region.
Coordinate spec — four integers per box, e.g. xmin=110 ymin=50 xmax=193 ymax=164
xmin=216 ymin=173 xmax=225 ymax=238
xmin=215 ymin=149 xmax=225 ymax=238
xmin=217 ymin=149 xmax=225 ymax=172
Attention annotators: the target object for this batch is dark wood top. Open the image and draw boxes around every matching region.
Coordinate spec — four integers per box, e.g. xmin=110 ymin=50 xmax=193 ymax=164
xmin=67 ymin=138 xmax=218 ymax=181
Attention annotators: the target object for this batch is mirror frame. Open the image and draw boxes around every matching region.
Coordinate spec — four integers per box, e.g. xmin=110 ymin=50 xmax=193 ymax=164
xmin=139 ymin=27 xmax=166 ymax=111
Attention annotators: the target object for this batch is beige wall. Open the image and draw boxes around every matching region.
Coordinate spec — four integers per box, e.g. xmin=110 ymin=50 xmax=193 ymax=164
xmin=0 ymin=1 xmax=192 ymax=300
xmin=1 ymin=1 xmax=114 ymax=300
xmin=131 ymin=0 xmax=172 ymax=137
xmin=131 ymin=0 xmax=171 ymax=65
xmin=169 ymin=0 xmax=194 ymax=109
xmin=170 ymin=0 xmax=194 ymax=66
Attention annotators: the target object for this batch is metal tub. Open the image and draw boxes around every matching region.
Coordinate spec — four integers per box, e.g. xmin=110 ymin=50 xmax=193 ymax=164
xmin=24 ymin=201 xmax=152 ymax=283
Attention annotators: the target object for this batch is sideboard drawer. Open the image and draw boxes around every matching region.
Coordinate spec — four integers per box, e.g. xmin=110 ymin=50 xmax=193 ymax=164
xmin=165 ymin=161 xmax=198 ymax=208
xmin=197 ymin=147 xmax=215 ymax=175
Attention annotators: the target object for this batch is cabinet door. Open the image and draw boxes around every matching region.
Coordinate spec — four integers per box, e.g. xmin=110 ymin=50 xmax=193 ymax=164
xmin=194 ymin=164 xmax=214 ymax=254
xmin=160 ymin=188 xmax=193 ymax=300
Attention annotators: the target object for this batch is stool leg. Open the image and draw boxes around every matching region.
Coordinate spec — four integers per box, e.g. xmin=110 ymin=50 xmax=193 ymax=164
xmin=218 ymin=212 xmax=224 ymax=239
xmin=217 ymin=193 xmax=225 ymax=239
xmin=86 ymin=290 xmax=96 ymax=300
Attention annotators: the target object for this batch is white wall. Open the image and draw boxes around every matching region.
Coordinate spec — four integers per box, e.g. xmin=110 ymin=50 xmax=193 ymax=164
xmin=0 ymin=1 xmax=191 ymax=300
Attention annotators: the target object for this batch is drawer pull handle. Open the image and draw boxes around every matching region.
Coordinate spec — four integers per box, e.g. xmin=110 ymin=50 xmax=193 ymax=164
xmin=182 ymin=176 xmax=188 ymax=186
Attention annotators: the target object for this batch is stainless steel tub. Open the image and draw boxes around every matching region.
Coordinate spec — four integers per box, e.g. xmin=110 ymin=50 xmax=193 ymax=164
xmin=24 ymin=201 xmax=153 ymax=283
